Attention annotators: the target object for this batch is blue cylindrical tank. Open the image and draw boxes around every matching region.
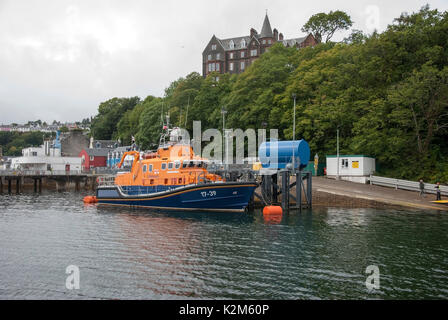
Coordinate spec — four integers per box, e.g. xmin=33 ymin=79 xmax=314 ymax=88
xmin=259 ymin=140 xmax=310 ymax=170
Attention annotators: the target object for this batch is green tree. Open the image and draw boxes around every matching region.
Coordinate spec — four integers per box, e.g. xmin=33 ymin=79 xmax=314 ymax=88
xmin=90 ymin=97 xmax=140 ymax=140
xmin=302 ymin=10 xmax=353 ymax=43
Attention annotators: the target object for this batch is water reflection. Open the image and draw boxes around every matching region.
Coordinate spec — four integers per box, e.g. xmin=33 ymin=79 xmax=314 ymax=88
xmin=1 ymin=192 xmax=447 ymax=299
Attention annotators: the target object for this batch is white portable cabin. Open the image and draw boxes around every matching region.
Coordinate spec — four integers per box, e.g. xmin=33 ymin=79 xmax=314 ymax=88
xmin=326 ymin=155 xmax=375 ymax=184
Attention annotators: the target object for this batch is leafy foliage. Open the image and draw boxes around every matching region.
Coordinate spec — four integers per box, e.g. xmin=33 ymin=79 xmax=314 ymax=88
xmin=86 ymin=6 xmax=448 ymax=182
xmin=302 ymin=10 xmax=353 ymax=43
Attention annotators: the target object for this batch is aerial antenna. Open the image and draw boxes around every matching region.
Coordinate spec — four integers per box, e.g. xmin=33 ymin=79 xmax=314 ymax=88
xmin=185 ymin=94 xmax=190 ymax=128
xmin=179 ymin=105 xmax=183 ymax=127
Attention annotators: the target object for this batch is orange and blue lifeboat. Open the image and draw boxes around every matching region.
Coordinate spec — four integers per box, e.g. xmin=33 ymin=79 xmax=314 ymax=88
xmin=96 ymin=130 xmax=257 ymax=213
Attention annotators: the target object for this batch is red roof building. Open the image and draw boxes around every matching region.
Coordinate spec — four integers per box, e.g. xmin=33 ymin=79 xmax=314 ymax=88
xmin=79 ymin=148 xmax=110 ymax=170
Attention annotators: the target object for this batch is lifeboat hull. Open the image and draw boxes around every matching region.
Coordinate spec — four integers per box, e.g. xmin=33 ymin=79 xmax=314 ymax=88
xmin=96 ymin=182 xmax=258 ymax=213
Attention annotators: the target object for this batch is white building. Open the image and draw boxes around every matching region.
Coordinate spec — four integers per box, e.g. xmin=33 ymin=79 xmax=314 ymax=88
xmin=10 ymin=141 xmax=82 ymax=174
xmin=326 ymin=155 xmax=376 ymax=184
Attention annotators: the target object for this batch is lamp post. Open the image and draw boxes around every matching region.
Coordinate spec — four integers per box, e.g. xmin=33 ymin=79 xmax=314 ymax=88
xmin=221 ymin=107 xmax=227 ymax=170
xmin=337 ymin=128 xmax=340 ymax=180
xmin=292 ymin=93 xmax=296 ymax=171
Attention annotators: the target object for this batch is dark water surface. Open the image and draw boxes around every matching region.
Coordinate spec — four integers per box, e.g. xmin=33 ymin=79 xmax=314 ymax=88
xmin=0 ymin=191 xmax=447 ymax=299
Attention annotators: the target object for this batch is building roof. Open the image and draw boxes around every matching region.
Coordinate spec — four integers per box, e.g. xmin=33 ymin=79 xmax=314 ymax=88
xmin=112 ymin=146 xmax=133 ymax=153
xmin=326 ymin=155 xmax=374 ymax=158
xmin=282 ymin=36 xmax=308 ymax=47
xmin=259 ymin=14 xmax=273 ymax=38
xmin=83 ymin=148 xmax=111 ymax=157
xmin=219 ymin=36 xmax=251 ymax=50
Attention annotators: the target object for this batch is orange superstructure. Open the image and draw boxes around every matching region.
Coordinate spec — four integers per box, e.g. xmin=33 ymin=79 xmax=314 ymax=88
xmin=114 ymin=144 xmax=224 ymax=188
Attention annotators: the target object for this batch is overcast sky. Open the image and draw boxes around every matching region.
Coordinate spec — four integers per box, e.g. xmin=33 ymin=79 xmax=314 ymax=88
xmin=1 ymin=0 xmax=447 ymax=124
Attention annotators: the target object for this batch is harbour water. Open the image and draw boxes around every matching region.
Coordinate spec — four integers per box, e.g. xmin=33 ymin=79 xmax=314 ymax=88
xmin=0 ymin=191 xmax=447 ymax=299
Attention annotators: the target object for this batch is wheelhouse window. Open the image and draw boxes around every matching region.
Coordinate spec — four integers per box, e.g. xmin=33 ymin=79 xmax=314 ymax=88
xmin=182 ymin=161 xmax=188 ymax=168
xmin=143 ymin=164 xmax=147 ymax=172
xmin=168 ymin=162 xmax=174 ymax=170
xmin=161 ymin=163 xmax=167 ymax=170
xmin=148 ymin=164 xmax=153 ymax=172
xmin=175 ymin=162 xmax=181 ymax=169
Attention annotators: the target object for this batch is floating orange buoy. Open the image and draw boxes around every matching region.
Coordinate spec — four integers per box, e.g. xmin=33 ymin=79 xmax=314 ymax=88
xmin=263 ymin=206 xmax=283 ymax=224
xmin=263 ymin=206 xmax=283 ymax=215
xmin=83 ymin=196 xmax=98 ymax=204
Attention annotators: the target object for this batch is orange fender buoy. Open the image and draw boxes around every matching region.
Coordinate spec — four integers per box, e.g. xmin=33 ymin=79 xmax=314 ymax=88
xmin=83 ymin=196 xmax=98 ymax=204
xmin=263 ymin=206 xmax=283 ymax=215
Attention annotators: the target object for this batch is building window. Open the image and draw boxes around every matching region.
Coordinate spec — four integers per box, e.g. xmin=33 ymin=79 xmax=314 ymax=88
xmin=262 ymin=39 xmax=266 ymax=44
xmin=229 ymin=40 xmax=234 ymax=49
xmin=251 ymin=49 xmax=257 ymax=57
xmin=207 ymin=54 xmax=212 ymax=61
xmin=268 ymin=39 xmax=272 ymax=44
xmin=216 ymin=53 xmax=220 ymax=60
xmin=89 ymin=156 xmax=94 ymax=161
xmin=241 ymin=51 xmax=245 ymax=58
xmin=211 ymin=44 xmax=217 ymax=50
xmin=241 ymin=39 xmax=246 ymax=48
xmin=216 ymin=63 xmax=220 ymax=71
xmin=229 ymin=62 xmax=234 ymax=71
xmin=241 ymin=62 xmax=245 ymax=70
xmin=229 ymin=52 xmax=234 ymax=59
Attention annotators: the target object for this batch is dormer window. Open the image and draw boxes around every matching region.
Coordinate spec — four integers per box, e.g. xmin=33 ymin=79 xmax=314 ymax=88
xmin=229 ymin=40 xmax=234 ymax=49
xmin=241 ymin=39 xmax=246 ymax=48
xmin=211 ymin=44 xmax=217 ymax=50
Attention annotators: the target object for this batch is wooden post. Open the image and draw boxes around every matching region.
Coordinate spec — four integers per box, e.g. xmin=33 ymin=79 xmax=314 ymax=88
xmin=34 ymin=178 xmax=37 ymax=192
xmin=307 ymin=171 xmax=312 ymax=208
xmin=272 ymin=174 xmax=278 ymax=204
xmin=16 ymin=178 xmax=20 ymax=194
xmin=0 ymin=177 xmax=3 ymax=194
xmin=296 ymin=171 xmax=302 ymax=212
xmin=281 ymin=171 xmax=290 ymax=211
xmin=38 ymin=178 xmax=42 ymax=193
xmin=8 ymin=179 xmax=11 ymax=194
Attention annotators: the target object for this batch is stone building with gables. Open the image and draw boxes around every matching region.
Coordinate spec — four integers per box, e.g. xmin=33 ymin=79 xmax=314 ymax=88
xmin=202 ymin=14 xmax=317 ymax=77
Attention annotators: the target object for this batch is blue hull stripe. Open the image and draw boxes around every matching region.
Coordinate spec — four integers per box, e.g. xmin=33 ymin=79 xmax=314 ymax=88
xmin=96 ymin=183 xmax=257 ymax=212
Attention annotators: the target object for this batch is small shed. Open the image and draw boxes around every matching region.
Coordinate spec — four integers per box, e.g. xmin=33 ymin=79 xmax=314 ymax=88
xmin=326 ymin=155 xmax=375 ymax=183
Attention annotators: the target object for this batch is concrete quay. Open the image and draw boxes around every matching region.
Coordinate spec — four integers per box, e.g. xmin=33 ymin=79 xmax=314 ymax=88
xmin=311 ymin=177 xmax=448 ymax=212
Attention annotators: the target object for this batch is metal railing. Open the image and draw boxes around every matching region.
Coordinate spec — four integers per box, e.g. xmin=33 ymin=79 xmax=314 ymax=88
xmin=0 ymin=169 xmax=84 ymax=176
xmin=369 ymin=175 xmax=448 ymax=196
xmin=97 ymin=175 xmax=116 ymax=186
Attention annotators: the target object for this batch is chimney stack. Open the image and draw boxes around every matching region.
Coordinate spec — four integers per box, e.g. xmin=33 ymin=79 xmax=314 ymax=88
xmin=273 ymin=28 xmax=278 ymax=41
xmin=279 ymin=33 xmax=284 ymax=41
xmin=250 ymin=28 xmax=257 ymax=38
